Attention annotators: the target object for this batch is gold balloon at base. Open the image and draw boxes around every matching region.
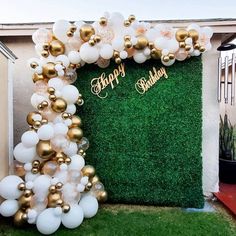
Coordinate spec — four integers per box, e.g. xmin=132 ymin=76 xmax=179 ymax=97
xmin=14 ymin=210 xmax=27 ymax=227
xmin=96 ymin=190 xmax=108 ymax=203
xmin=67 ymin=127 xmax=83 ymax=142
xmin=82 ymin=165 xmax=96 ymax=178
xmin=47 ymin=191 xmax=62 ymax=208
xmin=80 ymin=25 xmax=95 ymax=42
xmin=36 ymin=140 xmax=56 ymax=160
xmin=134 ymin=36 xmax=148 ymax=50
xmin=42 ymin=62 xmax=57 ymax=79
xmin=51 ymin=98 xmax=67 ymax=113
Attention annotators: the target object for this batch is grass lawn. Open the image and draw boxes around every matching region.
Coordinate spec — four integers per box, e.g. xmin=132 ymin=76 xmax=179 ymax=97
xmin=0 ymin=204 xmax=235 ymax=236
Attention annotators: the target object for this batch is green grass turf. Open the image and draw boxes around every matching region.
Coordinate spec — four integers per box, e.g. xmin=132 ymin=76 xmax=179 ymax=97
xmin=0 ymin=205 xmax=235 ymax=236
xmin=75 ymin=57 xmax=203 ymax=207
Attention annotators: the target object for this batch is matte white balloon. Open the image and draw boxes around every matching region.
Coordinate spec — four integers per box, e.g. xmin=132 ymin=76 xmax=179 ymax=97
xmin=54 ymin=123 xmax=68 ymax=135
xmin=112 ymin=37 xmax=124 ymax=52
xmin=32 ymin=28 xmax=52 ymax=45
xmin=56 ymin=55 xmax=70 ymax=68
xmin=65 ymin=104 xmax=77 ymax=115
xmin=48 ymin=78 xmax=64 ymax=90
xmin=25 ymin=172 xmax=40 ymax=182
xmin=79 ymin=195 xmax=98 ymax=218
xmin=0 ymin=200 xmax=19 ymax=217
xmin=31 ymin=93 xmax=46 ymax=109
xmin=53 ymin=19 xmax=70 ymax=43
xmin=37 ymin=124 xmax=54 ymax=140
xmin=80 ymin=43 xmax=99 ymax=64
xmin=0 ymin=175 xmax=23 ymax=199
xmin=68 ymin=51 xmax=81 ymax=64
xmin=21 ymin=131 xmax=39 ymax=147
xmin=100 ymin=44 xmax=113 ymax=59
xmin=33 ymin=175 xmax=51 ymax=201
xmin=69 ymin=154 xmax=85 ymax=171
xmin=13 ymin=143 xmax=36 ymax=163
xmin=63 ymin=142 xmax=78 ymax=156
xmin=61 ymin=85 xmax=79 ymax=103
xmin=36 ymin=208 xmax=62 ymax=235
xmin=62 ymin=204 xmax=84 ymax=229
xmin=133 ymin=52 xmax=147 ymax=64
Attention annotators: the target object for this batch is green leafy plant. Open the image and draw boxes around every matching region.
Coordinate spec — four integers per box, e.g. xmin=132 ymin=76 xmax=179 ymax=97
xmin=219 ymin=114 xmax=236 ymax=161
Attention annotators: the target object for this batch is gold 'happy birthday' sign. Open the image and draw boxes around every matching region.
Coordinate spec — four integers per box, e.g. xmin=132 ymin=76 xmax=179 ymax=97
xmin=90 ymin=63 xmax=168 ymax=98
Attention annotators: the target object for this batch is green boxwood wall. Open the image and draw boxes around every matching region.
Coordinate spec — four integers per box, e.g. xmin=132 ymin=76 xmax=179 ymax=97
xmin=75 ymin=57 xmax=203 ymax=208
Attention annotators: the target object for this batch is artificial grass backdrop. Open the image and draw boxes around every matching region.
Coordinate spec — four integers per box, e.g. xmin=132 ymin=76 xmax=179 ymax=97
xmin=75 ymin=57 xmax=203 ymax=208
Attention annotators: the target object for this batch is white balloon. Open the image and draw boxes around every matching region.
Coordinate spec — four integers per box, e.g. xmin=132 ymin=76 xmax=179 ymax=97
xmin=33 ymin=175 xmax=51 ymax=202
xmin=100 ymin=44 xmax=113 ymax=59
xmin=36 ymin=208 xmax=62 ymax=235
xmin=31 ymin=93 xmax=46 ymax=109
xmin=203 ymin=27 xmax=213 ymax=38
xmin=133 ymin=52 xmax=147 ymax=64
xmin=14 ymin=143 xmax=36 ymax=163
xmin=48 ymin=78 xmax=64 ymax=90
xmin=32 ymin=28 xmax=52 ymax=45
xmin=25 ymin=172 xmax=40 ymax=182
xmin=110 ymin=12 xmax=125 ymax=27
xmin=65 ymin=104 xmax=77 ymax=115
xmin=0 ymin=175 xmax=23 ymax=199
xmin=161 ymin=58 xmax=175 ymax=66
xmin=21 ymin=131 xmax=39 ymax=147
xmin=62 ymin=204 xmax=84 ymax=229
xmin=79 ymin=195 xmax=98 ymax=218
xmin=167 ymin=39 xmax=179 ymax=53
xmin=154 ymin=37 xmax=167 ymax=50
xmin=145 ymin=28 xmax=158 ymax=41
xmin=0 ymin=199 xmax=19 ymax=216
xmin=61 ymin=85 xmax=79 ymax=103
xmin=37 ymin=124 xmax=54 ymax=140
xmin=68 ymin=51 xmax=81 ymax=64
xmin=53 ymin=19 xmax=70 ymax=43
xmin=80 ymin=43 xmax=99 ymax=64
xmin=187 ymin=24 xmax=201 ymax=33
xmin=112 ymin=37 xmax=124 ymax=52
xmin=63 ymin=142 xmax=78 ymax=156
xmin=120 ymin=50 xmax=128 ymax=60
xmin=54 ymin=123 xmax=68 ymax=135
xmin=69 ymin=154 xmax=85 ymax=171
xmin=56 ymin=55 xmax=70 ymax=68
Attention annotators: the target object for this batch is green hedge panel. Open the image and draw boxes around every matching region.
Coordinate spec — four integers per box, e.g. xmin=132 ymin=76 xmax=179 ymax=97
xmin=75 ymin=57 xmax=203 ymax=208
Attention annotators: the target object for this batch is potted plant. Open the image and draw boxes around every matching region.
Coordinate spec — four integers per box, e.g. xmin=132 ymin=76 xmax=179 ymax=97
xmin=219 ymin=114 xmax=236 ymax=183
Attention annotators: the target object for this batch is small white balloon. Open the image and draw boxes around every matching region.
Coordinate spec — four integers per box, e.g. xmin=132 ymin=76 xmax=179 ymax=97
xmin=33 ymin=175 xmax=51 ymax=202
xmin=100 ymin=44 xmax=113 ymax=59
xmin=54 ymin=123 xmax=68 ymax=135
xmin=68 ymin=51 xmax=81 ymax=64
xmin=80 ymin=176 xmax=89 ymax=185
xmin=133 ymin=52 xmax=147 ymax=64
xmin=69 ymin=154 xmax=85 ymax=171
xmin=25 ymin=172 xmax=40 ymax=182
xmin=120 ymin=50 xmax=128 ymax=60
xmin=0 ymin=175 xmax=23 ymax=199
xmin=112 ymin=37 xmax=124 ymax=52
xmin=80 ymin=43 xmax=99 ymax=64
xmin=65 ymin=104 xmax=77 ymax=115
xmin=31 ymin=93 xmax=46 ymax=109
xmin=79 ymin=195 xmax=98 ymax=218
xmin=48 ymin=77 xmax=64 ymax=90
xmin=53 ymin=19 xmax=70 ymax=43
xmin=0 ymin=200 xmax=19 ymax=217
xmin=56 ymin=55 xmax=70 ymax=68
xmin=61 ymin=85 xmax=79 ymax=104
xmin=36 ymin=208 xmax=62 ymax=235
xmin=14 ymin=143 xmax=36 ymax=163
xmin=62 ymin=204 xmax=84 ymax=229
xmin=37 ymin=124 xmax=54 ymax=140
xmin=63 ymin=142 xmax=78 ymax=156
xmin=21 ymin=131 xmax=39 ymax=148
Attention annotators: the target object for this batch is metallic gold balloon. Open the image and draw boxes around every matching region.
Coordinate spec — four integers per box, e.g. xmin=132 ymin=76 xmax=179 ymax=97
xmin=179 ymin=42 xmax=186 ymax=48
xmin=169 ymin=53 xmax=175 ymax=60
xmin=49 ymin=40 xmax=65 ymax=56
xmin=163 ymin=56 xmax=170 ymax=62
xmin=115 ymin=57 xmax=122 ymax=64
xmin=124 ymin=20 xmax=131 ymax=27
xmin=41 ymin=50 xmax=49 ymax=58
xmin=56 ymin=152 xmax=67 ymax=159
xmin=62 ymin=204 xmax=70 ymax=213
xmin=79 ymin=25 xmax=95 ymax=42
xmin=128 ymin=15 xmax=136 ymax=22
xmin=69 ymin=115 xmax=82 ymax=128
xmin=32 ymin=73 xmax=45 ymax=83
xmin=134 ymin=36 xmax=148 ymax=50
xmin=96 ymin=190 xmax=108 ymax=203
xmin=89 ymin=39 xmax=95 ymax=46
xmin=36 ymin=140 xmax=56 ymax=160
xmin=150 ymin=48 xmax=162 ymax=59
xmin=14 ymin=210 xmax=27 ymax=227
xmin=199 ymin=46 xmax=205 ymax=53
xmin=47 ymin=87 xmax=55 ymax=95
xmin=42 ymin=62 xmax=57 ymax=79
xmin=18 ymin=183 xmax=26 ymax=191
xmin=47 ymin=192 xmax=62 ymax=208
xmin=67 ymin=31 xmax=74 ymax=37
xmin=124 ymin=40 xmax=132 ymax=49
xmin=30 ymin=62 xmax=38 ymax=69
xmin=14 ymin=162 xmax=26 ymax=177
xmin=185 ymin=45 xmax=191 ymax=51
xmin=27 ymin=111 xmax=40 ymax=125
xmin=18 ymin=191 xmax=32 ymax=209
xmin=67 ymin=127 xmax=83 ymax=142
xmin=193 ymin=43 xmax=200 ymax=50
xmin=33 ymin=120 xmax=41 ymax=129
xmin=188 ymin=29 xmax=199 ymax=42
xmin=70 ymin=25 xmax=77 ymax=33
xmin=124 ymin=35 xmax=131 ymax=41
xmin=175 ymin=29 xmax=188 ymax=42
xmin=82 ymin=165 xmax=95 ymax=177
xmin=91 ymin=175 xmax=100 ymax=184
xmin=51 ymin=98 xmax=67 ymax=113
xmin=99 ymin=17 xmax=107 ymax=26
xmin=62 ymin=112 xmax=70 ymax=119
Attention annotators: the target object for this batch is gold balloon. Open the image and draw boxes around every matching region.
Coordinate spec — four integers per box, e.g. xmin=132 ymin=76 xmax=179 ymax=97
xmin=134 ymin=36 xmax=148 ymax=50
xmin=67 ymin=127 xmax=83 ymax=142
xmin=188 ymin=29 xmax=199 ymax=42
xmin=32 ymin=73 xmax=45 ymax=83
xmin=96 ymin=190 xmax=108 ymax=203
xmin=14 ymin=162 xmax=26 ymax=177
xmin=82 ymin=165 xmax=95 ymax=178
xmin=55 ymin=152 xmax=67 ymax=159
xmin=49 ymin=40 xmax=65 ymax=56
xmin=99 ymin=17 xmax=107 ymax=26
xmin=51 ymin=98 xmax=67 ymax=113
xmin=42 ymin=160 xmax=58 ymax=176
xmin=42 ymin=62 xmax=57 ymax=79
xmin=26 ymin=111 xmax=40 ymax=125
xmin=175 ymin=29 xmax=188 ymax=42
xmin=80 ymin=25 xmax=95 ymax=42
xmin=18 ymin=191 xmax=32 ymax=209
xmin=14 ymin=210 xmax=27 ymax=227
xmin=36 ymin=140 xmax=56 ymax=160
xmin=62 ymin=204 xmax=71 ymax=213
xmin=91 ymin=175 xmax=100 ymax=184
xmin=150 ymin=48 xmax=162 ymax=59
xmin=69 ymin=115 xmax=82 ymax=128
xmin=47 ymin=192 xmax=62 ymax=208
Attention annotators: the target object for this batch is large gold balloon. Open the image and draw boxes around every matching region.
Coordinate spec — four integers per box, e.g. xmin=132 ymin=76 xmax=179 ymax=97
xmin=67 ymin=127 xmax=83 ymax=142
xmin=51 ymin=98 xmax=67 ymax=113
xmin=18 ymin=190 xmax=32 ymax=209
xmin=47 ymin=192 xmax=62 ymax=208
xmin=82 ymin=165 xmax=95 ymax=178
xmin=175 ymin=29 xmax=188 ymax=42
xmin=80 ymin=25 xmax=95 ymax=42
xmin=134 ymin=36 xmax=148 ymax=50
xmin=69 ymin=115 xmax=82 ymax=128
xmin=49 ymin=40 xmax=65 ymax=56
xmin=36 ymin=140 xmax=56 ymax=160
xmin=32 ymin=73 xmax=45 ymax=83
xmin=188 ymin=29 xmax=199 ymax=42
xmin=14 ymin=210 xmax=27 ymax=227
xmin=96 ymin=190 xmax=108 ymax=203
xmin=26 ymin=111 xmax=40 ymax=125
xmin=42 ymin=62 xmax=57 ymax=78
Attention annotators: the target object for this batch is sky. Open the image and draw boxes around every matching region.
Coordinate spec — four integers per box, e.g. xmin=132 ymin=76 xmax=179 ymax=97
xmin=0 ymin=0 xmax=235 ymax=23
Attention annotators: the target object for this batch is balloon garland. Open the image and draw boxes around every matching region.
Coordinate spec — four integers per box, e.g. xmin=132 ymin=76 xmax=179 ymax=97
xmin=0 ymin=12 xmax=213 ymax=235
